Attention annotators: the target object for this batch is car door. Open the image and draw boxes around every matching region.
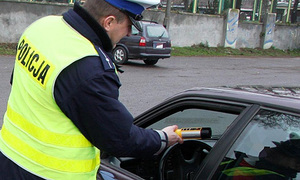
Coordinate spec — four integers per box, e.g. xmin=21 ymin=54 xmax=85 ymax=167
xmin=136 ymin=96 xmax=300 ymax=180
xmin=132 ymin=95 xmax=256 ymax=180
xmin=208 ymin=108 xmax=300 ymax=180
xmin=99 ymin=94 xmax=252 ymax=180
xmin=100 ymin=92 xmax=300 ymax=180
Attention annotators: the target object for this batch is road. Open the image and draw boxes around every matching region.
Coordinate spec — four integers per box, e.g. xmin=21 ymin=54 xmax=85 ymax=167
xmin=0 ymin=55 xmax=300 ymax=125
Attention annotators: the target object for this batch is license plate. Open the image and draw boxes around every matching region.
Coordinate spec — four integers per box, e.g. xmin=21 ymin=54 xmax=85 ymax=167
xmin=154 ymin=42 xmax=164 ymax=49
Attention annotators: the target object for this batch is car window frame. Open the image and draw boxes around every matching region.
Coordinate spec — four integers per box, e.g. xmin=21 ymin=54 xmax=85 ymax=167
xmin=193 ymin=103 xmax=259 ymax=179
xmin=134 ymin=96 xmax=248 ymax=127
xmin=132 ymin=96 xmax=256 ymax=179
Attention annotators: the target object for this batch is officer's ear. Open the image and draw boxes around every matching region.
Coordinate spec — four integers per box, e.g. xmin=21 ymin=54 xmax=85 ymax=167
xmin=101 ymin=15 xmax=117 ymax=32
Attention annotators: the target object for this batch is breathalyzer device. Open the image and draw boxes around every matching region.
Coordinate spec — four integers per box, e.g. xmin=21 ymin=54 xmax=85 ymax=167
xmin=175 ymin=127 xmax=212 ymax=139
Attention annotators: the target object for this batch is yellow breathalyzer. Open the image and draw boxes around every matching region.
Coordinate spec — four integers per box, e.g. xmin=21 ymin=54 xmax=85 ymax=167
xmin=175 ymin=127 xmax=212 ymax=139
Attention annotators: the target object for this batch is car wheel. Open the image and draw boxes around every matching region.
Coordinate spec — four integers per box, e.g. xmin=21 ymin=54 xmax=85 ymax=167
xmin=143 ymin=58 xmax=159 ymax=65
xmin=113 ymin=46 xmax=128 ymax=65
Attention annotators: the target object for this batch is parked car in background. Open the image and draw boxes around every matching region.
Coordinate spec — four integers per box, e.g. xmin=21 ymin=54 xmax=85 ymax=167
xmin=99 ymin=86 xmax=300 ymax=180
xmin=113 ymin=21 xmax=171 ymax=65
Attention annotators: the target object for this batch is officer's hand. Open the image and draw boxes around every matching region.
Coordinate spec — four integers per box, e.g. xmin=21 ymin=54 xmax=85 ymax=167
xmin=162 ymin=125 xmax=183 ymax=147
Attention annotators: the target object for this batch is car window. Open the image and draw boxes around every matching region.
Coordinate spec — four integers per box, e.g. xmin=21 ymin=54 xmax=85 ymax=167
xmin=131 ymin=25 xmax=139 ymax=35
xmin=147 ymin=108 xmax=238 ymax=138
xmin=213 ymin=109 xmax=300 ymax=179
xmin=146 ymin=25 xmax=169 ymax=38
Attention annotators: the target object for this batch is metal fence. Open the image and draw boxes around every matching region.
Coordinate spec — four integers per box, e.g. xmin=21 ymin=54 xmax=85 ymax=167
xmin=160 ymin=0 xmax=300 ymax=23
xmin=15 ymin=0 xmax=300 ymax=23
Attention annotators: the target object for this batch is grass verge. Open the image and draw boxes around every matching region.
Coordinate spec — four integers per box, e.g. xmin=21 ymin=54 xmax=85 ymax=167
xmin=0 ymin=43 xmax=17 ymax=56
xmin=1 ymin=43 xmax=300 ymax=57
xmin=171 ymin=44 xmax=300 ymax=57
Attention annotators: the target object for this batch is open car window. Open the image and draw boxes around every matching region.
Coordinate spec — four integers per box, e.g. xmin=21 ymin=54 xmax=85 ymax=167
xmin=147 ymin=108 xmax=238 ymax=139
xmin=100 ymin=99 xmax=248 ymax=180
xmin=213 ymin=109 xmax=300 ymax=179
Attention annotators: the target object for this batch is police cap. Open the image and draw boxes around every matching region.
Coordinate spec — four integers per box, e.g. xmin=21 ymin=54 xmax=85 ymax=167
xmin=104 ymin=0 xmax=160 ymax=31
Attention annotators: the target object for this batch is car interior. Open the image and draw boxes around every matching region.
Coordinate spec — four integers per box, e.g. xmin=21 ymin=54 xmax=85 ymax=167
xmin=100 ymin=101 xmax=245 ymax=180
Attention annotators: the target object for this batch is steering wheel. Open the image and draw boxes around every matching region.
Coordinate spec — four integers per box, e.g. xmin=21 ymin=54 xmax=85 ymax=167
xmin=159 ymin=140 xmax=212 ymax=180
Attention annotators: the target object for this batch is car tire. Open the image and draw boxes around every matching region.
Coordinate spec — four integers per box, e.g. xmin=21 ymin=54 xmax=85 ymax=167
xmin=143 ymin=58 xmax=159 ymax=65
xmin=113 ymin=46 xmax=128 ymax=65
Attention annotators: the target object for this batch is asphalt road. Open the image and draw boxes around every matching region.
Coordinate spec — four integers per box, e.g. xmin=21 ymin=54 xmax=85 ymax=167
xmin=1 ymin=55 xmax=300 ymax=126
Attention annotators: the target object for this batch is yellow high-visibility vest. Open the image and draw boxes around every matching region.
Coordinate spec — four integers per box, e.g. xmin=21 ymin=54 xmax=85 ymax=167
xmin=0 ymin=15 xmax=100 ymax=180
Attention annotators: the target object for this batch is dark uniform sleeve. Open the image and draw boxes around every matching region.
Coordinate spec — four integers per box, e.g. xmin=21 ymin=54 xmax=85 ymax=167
xmin=54 ymin=56 xmax=166 ymax=158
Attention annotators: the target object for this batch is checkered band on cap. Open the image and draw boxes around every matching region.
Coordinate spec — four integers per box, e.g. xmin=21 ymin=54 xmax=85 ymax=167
xmin=104 ymin=0 xmax=160 ymax=17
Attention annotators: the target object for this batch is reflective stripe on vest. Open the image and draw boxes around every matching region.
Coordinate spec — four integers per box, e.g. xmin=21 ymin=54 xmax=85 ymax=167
xmin=0 ymin=15 xmax=101 ymax=180
xmin=1 ymin=125 xmax=100 ymax=173
xmin=5 ymin=105 xmax=91 ymax=148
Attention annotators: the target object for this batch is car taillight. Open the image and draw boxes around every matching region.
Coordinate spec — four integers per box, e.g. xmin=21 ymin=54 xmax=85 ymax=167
xmin=139 ymin=37 xmax=146 ymax=46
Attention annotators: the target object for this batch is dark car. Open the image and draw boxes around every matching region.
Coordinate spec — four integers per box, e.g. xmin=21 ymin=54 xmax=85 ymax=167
xmin=112 ymin=21 xmax=171 ymax=65
xmin=99 ymin=86 xmax=300 ymax=180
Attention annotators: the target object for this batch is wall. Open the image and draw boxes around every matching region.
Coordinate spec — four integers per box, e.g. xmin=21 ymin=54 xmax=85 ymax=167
xmin=0 ymin=1 xmax=71 ymax=43
xmin=273 ymin=24 xmax=300 ymax=50
xmin=144 ymin=10 xmax=225 ymax=47
xmin=236 ymin=22 xmax=262 ymax=48
xmin=0 ymin=1 xmax=299 ymax=49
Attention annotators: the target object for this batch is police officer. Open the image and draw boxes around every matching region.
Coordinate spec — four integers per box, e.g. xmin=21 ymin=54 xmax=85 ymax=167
xmin=0 ymin=0 xmax=183 ymax=179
